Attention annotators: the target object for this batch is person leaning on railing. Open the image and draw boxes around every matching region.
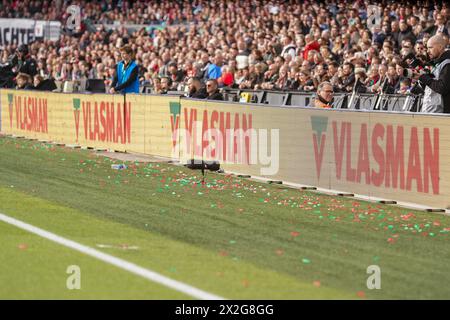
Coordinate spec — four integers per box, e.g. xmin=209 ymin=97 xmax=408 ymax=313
xmin=109 ymin=45 xmax=140 ymax=94
xmin=313 ymin=81 xmax=334 ymax=108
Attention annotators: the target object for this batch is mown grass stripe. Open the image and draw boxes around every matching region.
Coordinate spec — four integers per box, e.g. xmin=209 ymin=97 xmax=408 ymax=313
xmin=0 ymin=212 xmax=225 ymax=300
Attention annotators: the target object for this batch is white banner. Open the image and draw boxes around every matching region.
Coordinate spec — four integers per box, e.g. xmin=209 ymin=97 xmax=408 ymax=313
xmin=0 ymin=18 xmax=61 ymax=46
xmin=0 ymin=19 xmax=35 ymax=46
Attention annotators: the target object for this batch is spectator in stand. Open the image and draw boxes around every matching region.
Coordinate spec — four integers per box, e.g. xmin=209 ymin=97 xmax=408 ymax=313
xmin=187 ymin=77 xmax=208 ymax=99
xmin=297 ymin=71 xmax=315 ymax=92
xmin=206 ymin=51 xmax=223 ymax=80
xmin=425 ymin=13 xmax=449 ymax=36
xmin=33 ymin=75 xmax=44 ymax=89
xmin=281 ymin=35 xmax=296 ymax=60
xmin=12 ymin=44 xmax=37 ymax=78
xmin=205 ymin=79 xmax=224 ymax=100
xmin=303 ymin=34 xmax=320 ymax=60
xmin=168 ymin=62 xmax=185 ymax=90
xmin=336 ymin=62 xmax=355 ymax=92
xmin=186 ymin=77 xmax=207 ymax=99
xmin=397 ymin=78 xmax=412 ymax=94
xmin=2 ymin=0 xmax=448 ymax=101
xmin=219 ymin=66 xmax=235 ymax=88
xmin=15 ymin=73 xmax=33 ymax=90
xmin=386 ymin=63 xmax=400 ymax=93
xmin=313 ymin=82 xmax=334 ymax=108
xmin=151 ymin=77 xmax=162 ymax=94
xmin=159 ymin=76 xmax=171 ymax=94
xmin=236 ymin=40 xmax=250 ymax=70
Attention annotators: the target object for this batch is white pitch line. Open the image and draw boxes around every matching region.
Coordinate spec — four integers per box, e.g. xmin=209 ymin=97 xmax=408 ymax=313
xmin=0 ymin=212 xmax=225 ymax=300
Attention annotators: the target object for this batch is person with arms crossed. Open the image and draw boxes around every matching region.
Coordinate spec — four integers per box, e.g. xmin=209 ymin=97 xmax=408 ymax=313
xmin=110 ymin=45 xmax=140 ymax=94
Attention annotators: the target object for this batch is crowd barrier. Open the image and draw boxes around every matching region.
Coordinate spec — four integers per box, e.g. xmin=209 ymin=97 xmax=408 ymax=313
xmin=1 ymin=89 xmax=449 ymax=210
xmin=26 ymin=78 xmax=423 ymax=113
xmin=223 ymin=89 xmax=422 ymax=112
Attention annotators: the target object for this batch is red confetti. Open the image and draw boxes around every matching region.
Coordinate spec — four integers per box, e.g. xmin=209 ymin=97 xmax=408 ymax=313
xmin=313 ymin=280 xmax=321 ymax=288
xmin=219 ymin=250 xmax=229 ymax=257
xmin=18 ymin=244 xmax=28 ymax=250
xmin=357 ymin=291 xmax=366 ymax=298
xmin=401 ymin=213 xmax=415 ymax=221
xmin=387 ymin=237 xmax=396 ymax=244
xmin=275 ymin=249 xmax=284 ymax=256
xmin=290 ymin=231 xmax=300 ymax=237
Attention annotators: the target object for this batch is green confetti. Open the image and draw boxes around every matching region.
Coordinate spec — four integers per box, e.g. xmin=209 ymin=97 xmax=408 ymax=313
xmin=302 ymin=258 xmax=311 ymax=264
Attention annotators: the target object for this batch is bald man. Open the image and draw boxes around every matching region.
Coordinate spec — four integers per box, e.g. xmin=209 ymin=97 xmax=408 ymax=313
xmin=418 ymin=35 xmax=450 ymax=113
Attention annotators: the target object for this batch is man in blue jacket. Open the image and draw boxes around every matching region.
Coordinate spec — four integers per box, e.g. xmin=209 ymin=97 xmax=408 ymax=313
xmin=110 ymin=45 xmax=139 ymax=94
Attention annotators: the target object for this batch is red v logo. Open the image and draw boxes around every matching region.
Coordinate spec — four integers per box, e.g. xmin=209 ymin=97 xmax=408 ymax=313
xmin=310 ymin=116 xmax=328 ymax=180
xmin=312 ymin=133 xmax=326 ymax=180
xmin=74 ymin=110 xmax=80 ymax=142
xmin=170 ymin=115 xmax=179 ymax=148
xmin=9 ymin=103 xmax=13 ymax=128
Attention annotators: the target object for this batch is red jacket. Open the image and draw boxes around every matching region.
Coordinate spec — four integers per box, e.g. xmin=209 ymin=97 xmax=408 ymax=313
xmin=303 ymin=41 xmax=320 ymax=60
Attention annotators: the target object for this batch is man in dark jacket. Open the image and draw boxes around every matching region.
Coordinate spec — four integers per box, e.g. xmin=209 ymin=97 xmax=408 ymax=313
xmin=418 ymin=35 xmax=450 ymax=113
xmin=13 ymin=44 xmax=37 ymax=78
xmin=205 ymin=79 xmax=224 ymax=100
xmin=398 ymin=20 xmax=417 ymax=46
xmin=186 ymin=77 xmax=207 ymax=99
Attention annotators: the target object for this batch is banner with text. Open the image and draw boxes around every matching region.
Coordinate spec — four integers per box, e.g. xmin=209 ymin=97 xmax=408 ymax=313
xmin=1 ymin=89 xmax=449 ymax=209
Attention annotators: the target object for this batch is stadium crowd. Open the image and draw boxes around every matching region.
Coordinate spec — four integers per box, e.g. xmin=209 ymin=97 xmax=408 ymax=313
xmin=1 ymin=0 xmax=450 ymax=106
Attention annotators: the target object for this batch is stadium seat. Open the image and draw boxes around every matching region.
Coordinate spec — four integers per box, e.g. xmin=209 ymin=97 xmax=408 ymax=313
xmin=53 ymin=80 xmax=63 ymax=92
xmin=287 ymin=92 xmax=314 ymax=107
xmin=86 ymin=79 xmax=106 ymax=93
xmin=239 ymin=91 xmax=252 ymax=103
xmin=223 ymin=89 xmax=239 ymax=102
xmin=385 ymin=95 xmax=407 ymax=112
xmin=63 ymin=81 xmax=76 ymax=93
xmin=373 ymin=95 xmax=390 ymax=111
xmin=78 ymin=79 xmax=87 ymax=92
xmin=143 ymin=85 xmax=153 ymax=94
xmin=237 ymin=90 xmax=266 ymax=103
xmin=223 ymin=91 xmax=238 ymax=102
xmin=331 ymin=94 xmax=348 ymax=109
xmin=167 ymin=91 xmax=186 ymax=95
xmin=264 ymin=91 xmax=288 ymax=106
xmin=357 ymin=93 xmax=378 ymax=110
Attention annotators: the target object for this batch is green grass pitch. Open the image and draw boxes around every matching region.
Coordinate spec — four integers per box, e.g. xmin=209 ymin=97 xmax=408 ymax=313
xmin=0 ymin=135 xmax=449 ymax=299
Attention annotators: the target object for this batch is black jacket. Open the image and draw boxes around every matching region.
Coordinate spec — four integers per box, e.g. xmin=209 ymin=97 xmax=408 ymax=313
xmin=419 ymin=50 xmax=450 ymax=113
xmin=189 ymin=87 xmax=208 ymax=99
xmin=206 ymin=90 xmax=224 ymax=101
